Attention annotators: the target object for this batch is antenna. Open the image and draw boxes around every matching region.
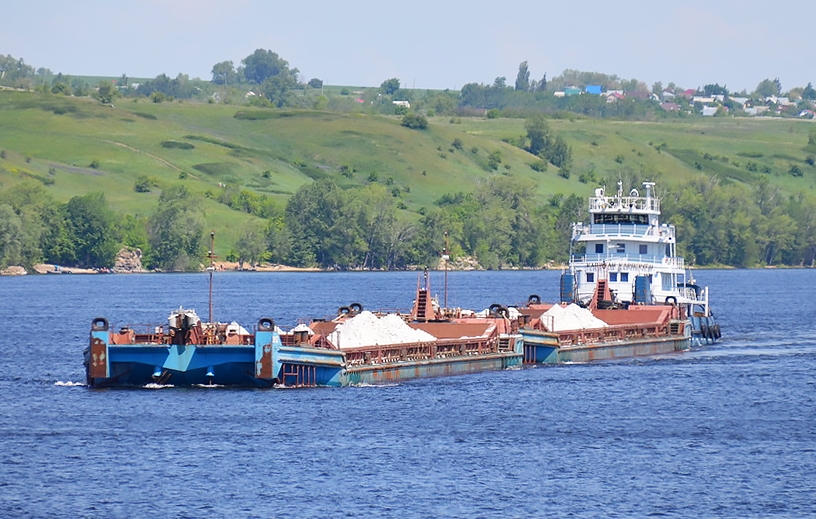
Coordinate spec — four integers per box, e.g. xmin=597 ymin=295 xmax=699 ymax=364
xmin=207 ymin=231 xmax=216 ymax=323
xmin=443 ymin=231 xmax=449 ymax=310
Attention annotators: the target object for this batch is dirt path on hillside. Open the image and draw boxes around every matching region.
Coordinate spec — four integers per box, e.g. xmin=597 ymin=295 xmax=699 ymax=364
xmin=104 ymin=140 xmax=202 ymax=180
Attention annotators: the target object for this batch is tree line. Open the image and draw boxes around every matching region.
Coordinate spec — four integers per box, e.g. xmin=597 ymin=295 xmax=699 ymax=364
xmin=3 ymin=168 xmax=816 ymax=271
xmin=5 ymin=50 xmax=814 ymax=122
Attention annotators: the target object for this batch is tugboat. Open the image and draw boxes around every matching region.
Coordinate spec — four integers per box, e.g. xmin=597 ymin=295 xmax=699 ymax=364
xmin=518 ymin=181 xmax=720 ymax=364
xmin=562 ymin=181 xmax=720 ymax=346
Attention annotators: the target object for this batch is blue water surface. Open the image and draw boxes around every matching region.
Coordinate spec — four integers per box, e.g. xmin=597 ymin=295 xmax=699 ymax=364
xmin=1 ymin=269 xmax=815 ymax=518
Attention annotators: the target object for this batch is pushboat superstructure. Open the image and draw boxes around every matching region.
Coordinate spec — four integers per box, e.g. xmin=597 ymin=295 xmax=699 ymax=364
xmin=563 ymin=181 xmax=720 ymax=345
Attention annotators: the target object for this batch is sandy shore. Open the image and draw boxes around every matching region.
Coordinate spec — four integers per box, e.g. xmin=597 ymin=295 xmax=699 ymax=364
xmin=214 ymin=262 xmax=322 ymax=272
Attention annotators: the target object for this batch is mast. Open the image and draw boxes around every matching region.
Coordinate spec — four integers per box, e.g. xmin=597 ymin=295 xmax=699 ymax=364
xmin=443 ymin=231 xmax=449 ymax=310
xmin=208 ymin=231 xmax=215 ymax=323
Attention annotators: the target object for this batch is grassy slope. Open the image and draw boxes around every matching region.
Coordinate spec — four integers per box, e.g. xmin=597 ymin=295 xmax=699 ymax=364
xmin=1 ymin=90 xmax=815 ymax=256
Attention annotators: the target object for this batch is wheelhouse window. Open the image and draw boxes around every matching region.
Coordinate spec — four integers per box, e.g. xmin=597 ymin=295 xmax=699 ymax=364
xmin=610 ymin=272 xmax=618 ymax=282
xmin=616 ymin=243 xmax=626 ymax=253
xmin=595 ymin=243 xmax=604 ymax=254
xmin=639 ymin=244 xmax=648 ymax=255
xmin=621 ymin=272 xmax=629 ymax=282
xmin=587 ymin=272 xmax=594 ymax=283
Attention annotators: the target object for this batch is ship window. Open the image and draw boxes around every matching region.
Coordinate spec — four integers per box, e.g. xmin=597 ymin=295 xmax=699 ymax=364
xmin=662 ymin=273 xmax=673 ymax=291
xmin=587 ymin=272 xmax=594 ymax=283
xmin=609 ymin=272 xmax=618 ymax=282
xmin=639 ymin=244 xmax=648 ymax=254
xmin=595 ymin=243 xmax=604 ymax=253
xmin=621 ymin=272 xmax=629 ymax=282
xmin=616 ymin=243 xmax=625 ymax=253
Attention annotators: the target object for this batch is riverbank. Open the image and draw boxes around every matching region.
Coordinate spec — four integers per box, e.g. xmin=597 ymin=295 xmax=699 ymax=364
xmin=0 ymin=262 xmax=324 ymax=276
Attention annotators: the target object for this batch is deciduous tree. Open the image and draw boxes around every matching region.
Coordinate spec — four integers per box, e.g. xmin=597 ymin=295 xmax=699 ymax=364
xmin=242 ymin=49 xmax=298 ymax=85
xmin=515 ymin=61 xmax=530 ymax=92
xmin=147 ymin=186 xmax=206 ymax=271
xmin=63 ymin=192 xmax=120 ymax=268
xmin=381 ymin=78 xmax=400 ymax=95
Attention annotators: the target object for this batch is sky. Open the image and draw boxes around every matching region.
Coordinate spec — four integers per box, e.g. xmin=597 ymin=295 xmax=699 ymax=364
xmin=3 ymin=0 xmax=815 ymax=93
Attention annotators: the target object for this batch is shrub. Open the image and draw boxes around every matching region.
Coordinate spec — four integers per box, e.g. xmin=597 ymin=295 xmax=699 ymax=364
xmin=161 ymin=140 xmax=195 ymax=150
xmin=529 ymin=160 xmax=548 ymax=172
xmin=134 ymin=175 xmax=157 ymax=192
xmin=401 ymin=112 xmax=428 ymax=129
xmin=488 ymin=150 xmax=502 ymax=170
xmin=89 ymin=159 xmax=100 ymax=169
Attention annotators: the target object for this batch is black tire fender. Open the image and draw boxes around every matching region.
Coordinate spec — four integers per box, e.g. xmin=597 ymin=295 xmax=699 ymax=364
xmin=91 ymin=317 xmax=109 ymax=332
xmin=489 ymin=303 xmax=509 ymax=317
xmin=258 ymin=318 xmax=275 ymax=331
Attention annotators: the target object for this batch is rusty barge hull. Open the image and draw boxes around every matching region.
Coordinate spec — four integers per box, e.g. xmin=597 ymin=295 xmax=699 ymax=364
xmin=345 ymin=352 xmax=520 ymax=386
xmin=521 ymin=327 xmax=691 ymax=364
xmin=275 ymin=347 xmax=522 ymax=387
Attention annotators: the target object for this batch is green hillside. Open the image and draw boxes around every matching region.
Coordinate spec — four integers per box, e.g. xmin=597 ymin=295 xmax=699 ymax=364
xmin=2 ymin=89 xmax=816 ymax=260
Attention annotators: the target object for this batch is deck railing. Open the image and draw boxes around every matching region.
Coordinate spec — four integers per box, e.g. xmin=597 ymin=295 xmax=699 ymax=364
xmin=572 ymin=254 xmax=685 ymax=269
xmin=589 ymin=195 xmax=660 ymax=212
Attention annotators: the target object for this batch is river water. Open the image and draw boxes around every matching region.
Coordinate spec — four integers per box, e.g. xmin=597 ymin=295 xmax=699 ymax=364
xmin=1 ymin=269 xmax=814 ymax=518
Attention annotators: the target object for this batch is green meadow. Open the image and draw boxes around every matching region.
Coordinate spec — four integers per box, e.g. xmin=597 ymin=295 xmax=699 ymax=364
xmin=1 ymin=89 xmax=815 ymax=255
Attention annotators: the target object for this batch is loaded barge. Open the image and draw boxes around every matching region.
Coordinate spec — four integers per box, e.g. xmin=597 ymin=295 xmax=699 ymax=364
xmin=85 ymin=273 xmax=522 ymax=388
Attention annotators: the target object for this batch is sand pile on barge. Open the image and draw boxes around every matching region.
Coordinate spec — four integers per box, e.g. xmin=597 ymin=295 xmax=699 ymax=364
xmin=542 ymin=304 xmax=607 ymax=332
xmin=327 ymin=311 xmax=436 ymax=349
